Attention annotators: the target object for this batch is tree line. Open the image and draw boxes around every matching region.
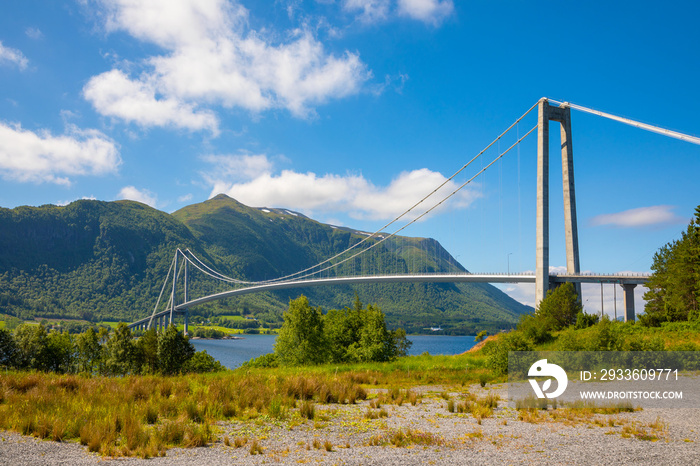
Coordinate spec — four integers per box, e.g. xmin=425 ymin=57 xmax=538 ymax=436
xmin=264 ymin=295 xmax=412 ymax=367
xmin=642 ymin=206 xmax=700 ymax=326
xmin=0 ymin=323 xmax=224 ymax=375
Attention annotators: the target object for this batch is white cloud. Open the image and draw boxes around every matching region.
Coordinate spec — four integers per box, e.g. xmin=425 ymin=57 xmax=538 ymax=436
xmin=56 ymin=195 xmax=97 ymax=207
xmin=0 ymin=41 xmax=28 ymax=70
xmin=201 ymin=153 xmax=273 ymax=181
xmin=590 ymin=205 xmax=686 ymax=228
xmin=83 ymin=69 xmax=220 ymax=134
xmin=343 ymin=0 xmax=391 ymax=23
xmin=84 ymin=0 xmax=370 ymax=129
xmin=25 ymin=27 xmax=43 ymax=40
xmin=178 ymin=193 xmax=193 ymax=203
xmin=397 ymin=0 xmax=454 ymax=25
xmin=202 ymin=154 xmax=479 ymax=220
xmin=117 ymin=186 xmax=157 ymax=208
xmin=343 ymin=0 xmax=454 ymax=25
xmin=0 ymin=122 xmax=120 ymax=185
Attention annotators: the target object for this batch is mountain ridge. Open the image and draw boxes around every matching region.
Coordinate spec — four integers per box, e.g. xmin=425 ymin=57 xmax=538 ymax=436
xmin=0 ymin=195 xmax=532 ymax=334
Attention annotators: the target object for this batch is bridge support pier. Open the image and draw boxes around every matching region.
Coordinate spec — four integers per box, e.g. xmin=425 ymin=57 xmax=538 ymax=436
xmin=623 ymin=284 xmax=637 ymax=322
xmin=536 ymin=98 xmax=581 ymax=306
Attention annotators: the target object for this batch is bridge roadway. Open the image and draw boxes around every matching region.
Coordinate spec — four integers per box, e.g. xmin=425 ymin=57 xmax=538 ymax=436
xmin=128 ymin=273 xmax=649 ymax=329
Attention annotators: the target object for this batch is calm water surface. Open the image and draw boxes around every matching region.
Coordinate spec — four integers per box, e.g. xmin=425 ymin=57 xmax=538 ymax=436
xmin=192 ymin=334 xmax=477 ymax=369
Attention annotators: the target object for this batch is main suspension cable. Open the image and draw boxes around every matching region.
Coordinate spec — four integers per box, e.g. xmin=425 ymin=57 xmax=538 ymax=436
xmin=253 ymin=100 xmax=541 ymax=285
xmin=284 ymin=124 xmax=538 ymax=282
xmin=547 ymin=99 xmax=700 ymax=145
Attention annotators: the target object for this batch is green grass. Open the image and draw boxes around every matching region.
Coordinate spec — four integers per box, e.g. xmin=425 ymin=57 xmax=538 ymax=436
xmin=217 ymin=315 xmax=249 ymax=322
xmin=98 ymin=321 xmax=124 ymax=329
xmin=181 ymin=324 xmax=244 ymax=335
xmin=180 ymin=324 xmax=278 ymax=336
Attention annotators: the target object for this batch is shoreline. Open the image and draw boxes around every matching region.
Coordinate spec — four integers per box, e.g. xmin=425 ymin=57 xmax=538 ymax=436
xmin=188 ymin=335 xmax=245 ymax=340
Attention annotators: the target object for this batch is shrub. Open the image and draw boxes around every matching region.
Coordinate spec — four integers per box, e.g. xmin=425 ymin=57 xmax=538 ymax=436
xmin=484 ymin=331 xmax=532 ymax=375
xmin=518 ymin=314 xmax=553 ymax=344
xmin=241 ymin=353 xmax=278 ymax=368
xmin=575 ymin=311 xmax=599 ymax=329
xmin=182 ymin=351 xmax=225 ymax=373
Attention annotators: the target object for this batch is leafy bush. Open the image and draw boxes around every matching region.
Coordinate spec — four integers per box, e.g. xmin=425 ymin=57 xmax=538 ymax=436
xmin=483 ymin=331 xmax=532 ymax=375
xmin=585 ymin=316 xmax=622 ymax=351
xmin=241 ymin=352 xmax=278 ymax=368
xmin=182 ymin=350 xmax=226 ymax=373
xmin=517 ymin=314 xmax=553 ymax=344
xmin=575 ymin=311 xmax=599 ymax=329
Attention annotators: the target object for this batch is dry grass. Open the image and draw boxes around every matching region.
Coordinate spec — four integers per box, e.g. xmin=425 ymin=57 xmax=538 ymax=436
xmin=0 ymin=370 xmax=371 ymax=457
xmin=364 ymin=407 xmax=389 ymax=419
xmin=447 ymin=392 xmax=499 ymax=422
xmin=367 ymin=428 xmax=445 ymax=447
xmin=514 ymin=397 xmax=663 ymax=442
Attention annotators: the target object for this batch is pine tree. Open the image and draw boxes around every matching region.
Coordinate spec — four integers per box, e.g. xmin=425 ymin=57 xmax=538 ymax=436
xmin=535 ymin=282 xmax=582 ymax=330
xmin=642 ymin=206 xmax=700 ymax=325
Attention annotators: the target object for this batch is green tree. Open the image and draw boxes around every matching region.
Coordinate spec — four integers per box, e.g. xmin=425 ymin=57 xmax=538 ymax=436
xmin=348 ymin=304 xmax=399 ymax=362
xmin=0 ymin=328 xmax=19 ymax=368
xmin=274 ymin=296 xmax=328 ymax=366
xmin=137 ymin=328 xmax=159 ymax=374
xmin=45 ymin=331 xmax=74 ymax=373
xmin=535 ymin=282 xmax=582 ymax=330
xmin=277 ymin=295 xmax=410 ymax=366
xmin=75 ymin=327 xmax=103 ymax=374
xmin=643 ymin=206 xmax=700 ymax=325
xmin=105 ymin=323 xmax=141 ymax=375
xmin=391 ymin=327 xmax=412 ymax=358
xmin=157 ymin=325 xmax=195 ymax=375
xmin=324 ymin=295 xmax=365 ymax=363
xmin=14 ymin=324 xmax=50 ymax=371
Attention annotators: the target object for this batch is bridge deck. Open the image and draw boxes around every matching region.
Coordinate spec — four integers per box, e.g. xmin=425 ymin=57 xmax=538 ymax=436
xmin=128 ymin=272 xmax=649 ymax=328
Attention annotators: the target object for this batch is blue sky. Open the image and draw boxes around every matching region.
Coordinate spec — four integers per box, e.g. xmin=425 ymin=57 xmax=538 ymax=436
xmin=1 ymin=1 xmax=699 ymax=313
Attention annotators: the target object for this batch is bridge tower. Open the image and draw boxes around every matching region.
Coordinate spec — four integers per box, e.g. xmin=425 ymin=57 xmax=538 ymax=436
xmin=536 ymin=98 xmax=581 ymax=306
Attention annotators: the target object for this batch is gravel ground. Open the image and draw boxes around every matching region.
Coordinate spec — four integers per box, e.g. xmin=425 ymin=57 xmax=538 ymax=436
xmin=1 ymin=384 xmax=698 ymax=465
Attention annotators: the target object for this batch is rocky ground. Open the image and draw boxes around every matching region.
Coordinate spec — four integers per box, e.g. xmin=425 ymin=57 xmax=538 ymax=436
xmin=2 ymin=383 xmax=698 ymax=465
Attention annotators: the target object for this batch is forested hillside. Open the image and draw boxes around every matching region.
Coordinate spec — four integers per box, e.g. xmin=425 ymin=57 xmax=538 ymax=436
xmin=0 ymin=195 xmax=532 ymax=334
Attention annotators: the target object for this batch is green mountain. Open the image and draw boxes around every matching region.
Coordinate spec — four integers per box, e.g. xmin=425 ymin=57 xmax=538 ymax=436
xmin=0 ymin=195 xmax=532 ymax=334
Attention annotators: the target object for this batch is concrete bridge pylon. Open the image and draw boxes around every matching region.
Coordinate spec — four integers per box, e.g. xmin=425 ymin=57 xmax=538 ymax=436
xmin=536 ymin=98 xmax=581 ymax=307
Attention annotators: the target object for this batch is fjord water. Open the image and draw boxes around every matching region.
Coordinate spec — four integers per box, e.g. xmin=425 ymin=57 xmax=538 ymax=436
xmin=192 ymin=335 xmax=477 ymax=369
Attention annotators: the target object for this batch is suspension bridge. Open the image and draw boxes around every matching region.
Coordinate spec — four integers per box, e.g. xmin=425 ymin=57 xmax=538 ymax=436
xmin=129 ymin=97 xmax=700 ymax=334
